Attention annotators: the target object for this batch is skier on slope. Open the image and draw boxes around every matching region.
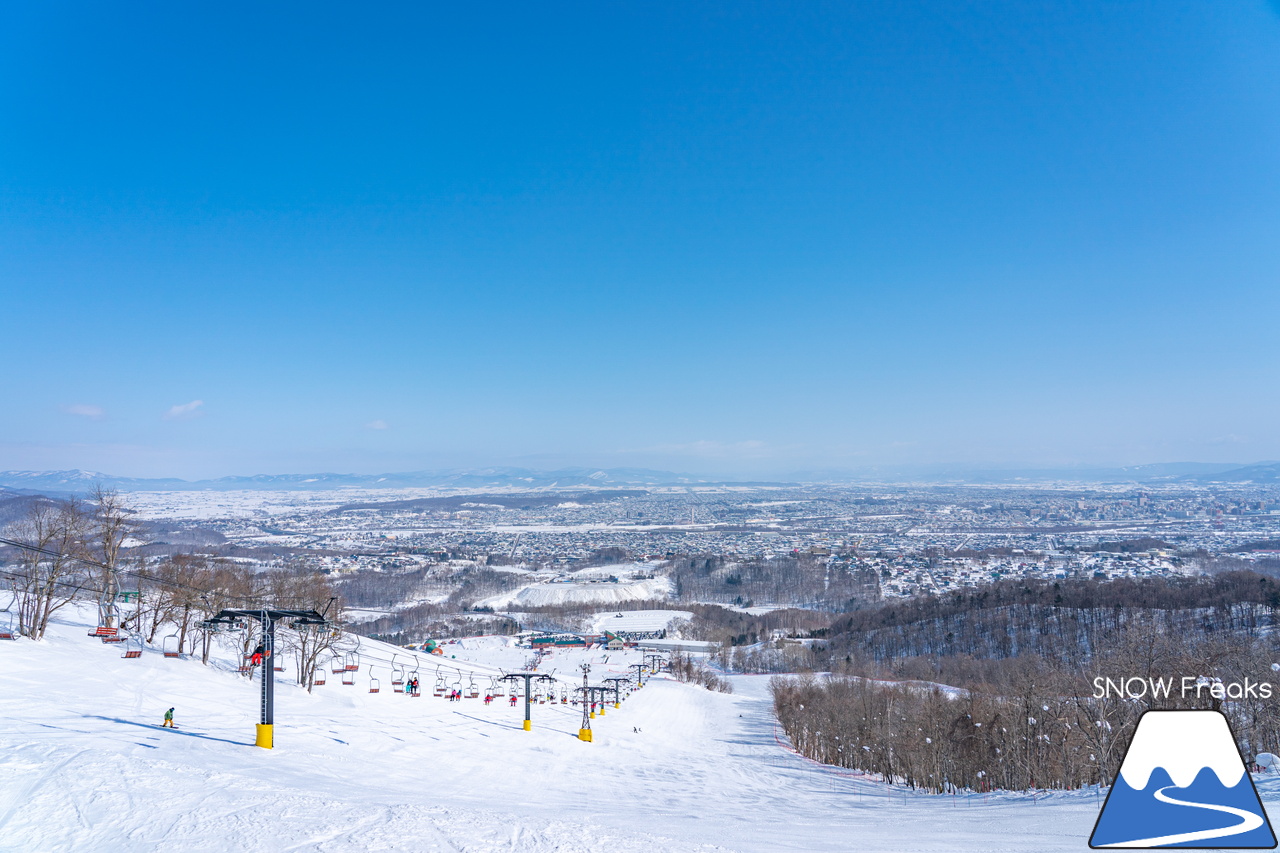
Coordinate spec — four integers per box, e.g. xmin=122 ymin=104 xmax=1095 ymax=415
xmin=162 ymin=707 xmax=175 ymax=728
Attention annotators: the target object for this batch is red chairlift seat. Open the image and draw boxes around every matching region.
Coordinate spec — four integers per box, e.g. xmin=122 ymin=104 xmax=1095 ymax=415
xmin=341 ymin=668 xmax=355 ymax=686
xmin=162 ymin=634 xmax=182 ymax=659
xmin=313 ymin=669 xmax=326 ymax=686
xmin=122 ymin=636 xmax=143 ymax=659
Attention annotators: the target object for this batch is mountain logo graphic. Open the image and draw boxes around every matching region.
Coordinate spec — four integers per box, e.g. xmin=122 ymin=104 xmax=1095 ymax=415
xmin=1090 ymin=710 xmax=1276 ymax=848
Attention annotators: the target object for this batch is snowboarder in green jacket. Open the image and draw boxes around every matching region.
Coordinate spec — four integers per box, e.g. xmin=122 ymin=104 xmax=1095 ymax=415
xmin=162 ymin=707 xmax=175 ymax=728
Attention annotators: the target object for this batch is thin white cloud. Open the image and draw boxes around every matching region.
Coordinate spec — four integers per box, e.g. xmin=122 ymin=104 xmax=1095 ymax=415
xmin=163 ymin=400 xmax=204 ymax=421
xmin=365 ymin=419 xmax=389 ymax=430
xmin=63 ymin=404 xmax=105 ymax=420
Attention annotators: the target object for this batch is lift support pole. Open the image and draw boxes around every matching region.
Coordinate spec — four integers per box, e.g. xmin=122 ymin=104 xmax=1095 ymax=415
xmin=204 ymin=607 xmax=329 ymax=749
xmin=604 ymin=676 xmax=629 ymax=709
xmin=578 ymin=664 xmax=592 ymax=741
xmin=629 ymin=662 xmax=647 ymax=687
xmin=500 ymin=672 xmax=553 ymax=731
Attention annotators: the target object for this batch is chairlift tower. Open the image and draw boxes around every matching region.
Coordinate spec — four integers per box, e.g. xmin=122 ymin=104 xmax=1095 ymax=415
xmin=586 ymin=685 xmax=611 ymax=717
xmin=645 ymin=653 xmax=667 ymax=674
xmin=603 ymin=676 xmax=629 ymax=709
xmin=203 ymin=607 xmax=329 ymax=748
xmin=629 ymin=662 xmax=647 ymax=687
xmin=500 ymin=671 xmax=555 ymax=731
xmin=578 ymin=664 xmax=592 ymax=741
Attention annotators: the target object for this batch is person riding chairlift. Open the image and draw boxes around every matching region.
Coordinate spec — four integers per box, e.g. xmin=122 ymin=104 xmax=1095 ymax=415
xmin=249 ymin=643 xmax=268 ymax=667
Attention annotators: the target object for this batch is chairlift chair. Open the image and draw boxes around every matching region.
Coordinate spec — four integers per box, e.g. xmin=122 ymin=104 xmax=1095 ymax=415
xmin=408 ymin=667 xmax=421 ymax=696
xmin=450 ymin=673 xmax=462 ymax=696
xmin=162 ymin=634 xmax=182 ymax=659
xmin=122 ymin=634 xmax=143 ymax=659
xmin=344 ymin=652 xmax=359 ymax=672
xmin=466 ymin=673 xmax=479 ymax=699
xmin=313 ymin=661 xmax=327 ymax=686
xmin=0 ymin=611 xmax=15 ymax=641
xmin=331 ymin=656 xmax=346 ymax=674
xmin=239 ymin=654 xmax=254 ymax=674
xmin=433 ymin=668 xmax=446 ymax=697
xmin=391 ymin=655 xmax=405 ymax=689
xmin=369 ymin=667 xmax=381 ymax=694
xmin=341 ymin=666 xmax=355 ymax=686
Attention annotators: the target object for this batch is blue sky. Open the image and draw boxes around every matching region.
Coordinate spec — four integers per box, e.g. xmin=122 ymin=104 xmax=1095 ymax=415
xmin=2 ymin=1 xmax=1279 ymax=479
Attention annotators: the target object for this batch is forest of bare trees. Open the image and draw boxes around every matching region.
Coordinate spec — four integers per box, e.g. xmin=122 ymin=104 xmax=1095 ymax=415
xmin=773 ymin=571 xmax=1280 ymax=793
xmin=1 ymin=492 xmax=349 ymax=692
xmin=670 ymin=554 xmax=879 ymax=612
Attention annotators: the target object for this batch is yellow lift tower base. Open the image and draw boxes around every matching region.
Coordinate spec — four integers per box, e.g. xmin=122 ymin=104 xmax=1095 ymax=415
xmin=523 ymin=720 xmax=531 ymax=731
xmin=579 ymin=728 xmax=593 ymax=742
xmin=255 ymin=723 xmax=274 ymax=749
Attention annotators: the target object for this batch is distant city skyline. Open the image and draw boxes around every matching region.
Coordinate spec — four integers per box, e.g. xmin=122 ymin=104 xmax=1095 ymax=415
xmin=3 ymin=2 xmax=1279 ymax=480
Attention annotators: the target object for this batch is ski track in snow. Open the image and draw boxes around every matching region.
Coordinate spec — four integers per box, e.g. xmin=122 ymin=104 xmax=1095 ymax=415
xmin=8 ymin=605 xmax=1278 ymax=852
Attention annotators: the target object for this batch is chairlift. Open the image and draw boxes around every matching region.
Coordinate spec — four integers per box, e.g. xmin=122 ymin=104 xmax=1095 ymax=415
xmin=391 ymin=655 xmax=405 ymax=689
xmin=162 ymin=634 xmax=182 ymax=659
xmin=560 ymin=686 xmax=569 ymax=704
xmin=313 ymin=661 xmax=327 ymax=686
xmin=369 ymin=667 xmax=381 ymax=694
xmin=341 ymin=666 xmax=355 ymax=686
xmin=239 ymin=654 xmax=254 ymax=674
xmin=466 ymin=673 xmax=479 ymax=699
xmin=344 ymin=652 xmax=359 ymax=672
xmin=122 ymin=634 xmax=143 ymax=659
xmin=331 ymin=656 xmax=346 ymax=674
xmin=0 ymin=610 xmax=15 ymax=641
xmin=433 ymin=667 xmax=447 ymax=697
xmin=450 ymin=672 xmax=463 ymax=696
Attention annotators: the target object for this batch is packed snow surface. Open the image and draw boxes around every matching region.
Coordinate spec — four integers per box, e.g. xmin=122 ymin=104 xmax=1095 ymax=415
xmin=8 ymin=606 xmax=1277 ymax=851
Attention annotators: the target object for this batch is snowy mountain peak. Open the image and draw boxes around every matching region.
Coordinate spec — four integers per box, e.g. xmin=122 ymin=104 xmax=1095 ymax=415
xmin=1118 ymin=710 xmax=1246 ymax=790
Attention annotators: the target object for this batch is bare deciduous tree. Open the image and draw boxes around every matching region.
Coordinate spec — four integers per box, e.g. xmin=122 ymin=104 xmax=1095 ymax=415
xmin=6 ymin=499 xmax=90 ymax=640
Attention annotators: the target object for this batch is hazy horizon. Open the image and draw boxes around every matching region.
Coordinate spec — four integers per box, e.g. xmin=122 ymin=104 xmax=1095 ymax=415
xmin=4 ymin=3 xmax=1279 ymax=481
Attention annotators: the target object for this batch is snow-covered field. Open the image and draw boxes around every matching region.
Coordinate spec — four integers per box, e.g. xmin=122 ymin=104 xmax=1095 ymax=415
xmin=478 ymin=577 xmax=672 ymax=609
xmin=589 ymin=609 xmax=693 ymax=634
xmin=6 ymin=606 xmax=1272 ymax=852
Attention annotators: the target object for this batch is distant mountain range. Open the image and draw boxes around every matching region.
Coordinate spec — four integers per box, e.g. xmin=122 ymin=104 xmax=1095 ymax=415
xmin=0 ymin=467 xmax=711 ymax=493
xmin=1 ymin=461 xmax=1278 ymax=493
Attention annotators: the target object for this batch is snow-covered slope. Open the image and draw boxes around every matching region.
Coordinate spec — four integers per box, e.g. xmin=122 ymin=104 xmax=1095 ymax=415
xmin=478 ymin=577 xmax=671 ymax=609
xmin=3 ymin=606 xmax=1255 ymax=852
